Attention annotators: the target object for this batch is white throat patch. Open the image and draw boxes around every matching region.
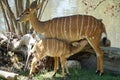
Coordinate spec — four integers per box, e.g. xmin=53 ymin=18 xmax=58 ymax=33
xmin=101 ymin=32 xmax=106 ymax=39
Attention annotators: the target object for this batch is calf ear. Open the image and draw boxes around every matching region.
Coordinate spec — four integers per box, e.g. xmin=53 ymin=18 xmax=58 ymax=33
xmin=32 ymin=33 xmax=36 ymax=38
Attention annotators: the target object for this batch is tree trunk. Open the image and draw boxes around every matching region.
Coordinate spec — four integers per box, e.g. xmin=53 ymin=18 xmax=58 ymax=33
xmin=3 ymin=0 xmax=16 ymax=33
xmin=0 ymin=0 xmax=10 ymax=31
xmin=15 ymin=0 xmax=22 ymax=35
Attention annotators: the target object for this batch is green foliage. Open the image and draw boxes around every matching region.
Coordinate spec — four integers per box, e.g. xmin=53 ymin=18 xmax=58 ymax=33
xmin=0 ymin=77 xmax=5 ymax=80
xmin=17 ymin=68 xmax=120 ymax=80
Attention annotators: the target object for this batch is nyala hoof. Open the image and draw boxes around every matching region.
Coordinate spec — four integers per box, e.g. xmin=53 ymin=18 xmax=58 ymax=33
xmin=99 ymin=72 xmax=104 ymax=76
xmin=96 ymin=70 xmax=100 ymax=74
xmin=52 ymin=72 xmax=57 ymax=77
xmin=66 ymin=73 xmax=71 ymax=76
xmin=96 ymin=70 xmax=104 ymax=76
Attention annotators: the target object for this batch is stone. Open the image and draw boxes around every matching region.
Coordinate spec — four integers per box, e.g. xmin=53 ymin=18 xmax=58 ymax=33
xmin=67 ymin=60 xmax=81 ymax=69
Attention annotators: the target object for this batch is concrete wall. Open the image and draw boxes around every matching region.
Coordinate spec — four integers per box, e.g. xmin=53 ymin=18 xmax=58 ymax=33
xmin=41 ymin=0 xmax=120 ymax=48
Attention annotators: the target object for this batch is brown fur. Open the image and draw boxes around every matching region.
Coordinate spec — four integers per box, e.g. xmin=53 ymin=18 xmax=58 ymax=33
xmin=17 ymin=1 xmax=108 ymax=75
xmin=29 ymin=39 xmax=87 ymax=77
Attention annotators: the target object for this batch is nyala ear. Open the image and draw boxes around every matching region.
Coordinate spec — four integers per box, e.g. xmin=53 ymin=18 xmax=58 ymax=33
xmin=36 ymin=0 xmax=47 ymax=10
xmin=30 ymin=1 xmax=37 ymax=9
xmin=36 ymin=2 xmax=41 ymax=10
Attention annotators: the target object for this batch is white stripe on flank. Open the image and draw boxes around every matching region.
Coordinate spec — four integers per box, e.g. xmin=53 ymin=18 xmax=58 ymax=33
xmin=90 ymin=18 xmax=94 ymax=35
xmin=47 ymin=39 xmax=49 ymax=53
xmin=93 ymin=20 xmax=97 ymax=34
xmin=64 ymin=17 xmax=67 ymax=39
xmin=56 ymin=40 xmax=58 ymax=54
xmin=49 ymin=21 xmax=53 ymax=36
xmin=86 ymin=16 xmax=90 ymax=35
xmin=51 ymin=20 xmax=55 ymax=37
xmin=56 ymin=19 xmax=59 ymax=38
xmin=80 ymin=15 xmax=84 ymax=36
xmin=54 ymin=40 xmax=56 ymax=53
xmin=61 ymin=18 xmax=64 ymax=39
xmin=76 ymin=15 xmax=79 ymax=38
xmin=69 ymin=16 xmax=72 ymax=39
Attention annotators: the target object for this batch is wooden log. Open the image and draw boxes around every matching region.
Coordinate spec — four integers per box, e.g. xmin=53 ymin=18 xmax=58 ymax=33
xmin=81 ymin=47 xmax=120 ymax=75
xmin=101 ymin=47 xmax=120 ymax=59
xmin=0 ymin=70 xmax=18 ymax=80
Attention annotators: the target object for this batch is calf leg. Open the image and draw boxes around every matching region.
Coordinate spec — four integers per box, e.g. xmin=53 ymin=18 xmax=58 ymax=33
xmin=53 ymin=57 xmax=59 ymax=76
xmin=60 ymin=57 xmax=66 ymax=77
xmin=65 ymin=59 xmax=70 ymax=76
xmin=29 ymin=57 xmax=38 ymax=76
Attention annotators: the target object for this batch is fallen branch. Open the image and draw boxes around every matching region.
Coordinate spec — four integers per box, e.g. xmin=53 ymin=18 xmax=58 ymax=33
xmin=0 ymin=70 xmax=18 ymax=80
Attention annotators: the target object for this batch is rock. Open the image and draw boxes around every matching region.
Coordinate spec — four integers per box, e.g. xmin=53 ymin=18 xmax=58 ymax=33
xmin=81 ymin=55 xmax=96 ymax=70
xmin=67 ymin=60 xmax=81 ymax=69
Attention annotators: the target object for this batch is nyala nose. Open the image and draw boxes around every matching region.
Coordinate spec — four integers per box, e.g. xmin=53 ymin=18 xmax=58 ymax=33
xmin=16 ymin=18 xmax=20 ymax=22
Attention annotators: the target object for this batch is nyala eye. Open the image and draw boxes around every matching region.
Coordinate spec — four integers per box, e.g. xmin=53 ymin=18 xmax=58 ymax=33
xmin=34 ymin=51 xmax=36 ymax=53
xmin=26 ymin=12 xmax=29 ymax=14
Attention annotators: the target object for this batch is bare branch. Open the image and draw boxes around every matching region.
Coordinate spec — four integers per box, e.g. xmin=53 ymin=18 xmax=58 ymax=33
xmin=0 ymin=0 xmax=10 ymax=31
xmin=94 ymin=0 xmax=105 ymax=10
xmin=38 ymin=0 xmax=48 ymax=20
